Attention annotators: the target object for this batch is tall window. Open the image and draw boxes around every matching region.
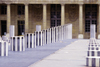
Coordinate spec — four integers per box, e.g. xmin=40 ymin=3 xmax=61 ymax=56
xmin=51 ymin=4 xmax=61 ymax=27
xmin=18 ymin=21 xmax=25 ymax=35
xmin=85 ymin=4 xmax=97 ymax=32
xmin=17 ymin=5 xmax=25 ymax=15
xmin=1 ymin=20 xmax=7 ymax=35
xmin=0 ymin=5 xmax=7 ymax=15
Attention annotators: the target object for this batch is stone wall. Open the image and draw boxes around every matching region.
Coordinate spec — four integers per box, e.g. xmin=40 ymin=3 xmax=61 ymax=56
xmin=65 ymin=4 xmax=79 ymax=38
xmin=0 ymin=4 xmax=50 ymax=36
xmin=0 ymin=4 xmax=99 ymax=38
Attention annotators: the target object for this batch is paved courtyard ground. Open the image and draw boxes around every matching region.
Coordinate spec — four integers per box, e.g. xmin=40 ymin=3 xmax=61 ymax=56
xmin=29 ymin=39 xmax=89 ymax=67
xmin=0 ymin=39 xmax=77 ymax=67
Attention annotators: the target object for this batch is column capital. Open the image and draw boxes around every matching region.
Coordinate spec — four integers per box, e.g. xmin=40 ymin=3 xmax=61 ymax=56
xmin=79 ymin=4 xmax=83 ymax=6
xmin=61 ymin=3 xmax=65 ymax=6
xmin=42 ymin=3 xmax=47 ymax=5
xmin=6 ymin=2 xmax=11 ymax=5
xmin=24 ymin=3 xmax=29 ymax=6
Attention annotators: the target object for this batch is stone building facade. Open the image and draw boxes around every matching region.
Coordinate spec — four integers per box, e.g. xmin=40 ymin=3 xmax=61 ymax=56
xmin=0 ymin=0 xmax=100 ymax=39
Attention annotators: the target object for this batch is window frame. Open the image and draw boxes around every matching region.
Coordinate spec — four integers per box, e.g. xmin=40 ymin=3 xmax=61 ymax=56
xmin=17 ymin=5 xmax=25 ymax=15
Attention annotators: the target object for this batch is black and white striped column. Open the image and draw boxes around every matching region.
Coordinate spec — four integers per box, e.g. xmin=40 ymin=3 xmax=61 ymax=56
xmin=0 ymin=41 xmax=8 ymax=56
xmin=86 ymin=38 xmax=100 ymax=67
xmin=25 ymin=33 xmax=35 ymax=48
xmin=10 ymin=36 xmax=25 ymax=51
xmin=55 ymin=27 xmax=58 ymax=42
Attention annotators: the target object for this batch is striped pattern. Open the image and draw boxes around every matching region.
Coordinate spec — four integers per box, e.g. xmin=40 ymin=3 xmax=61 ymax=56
xmin=10 ymin=36 xmax=25 ymax=51
xmin=25 ymin=24 xmax=72 ymax=48
xmin=25 ymin=33 xmax=35 ymax=48
xmin=0 ymin=24 xmax=72 ymax=57
xmin=0 ymin=41 xmax=8 ymax=56
xmin=86 ymin=57 xmax=100 ymax=67
xmin=86 ymin=38 xmax=100 ymax=67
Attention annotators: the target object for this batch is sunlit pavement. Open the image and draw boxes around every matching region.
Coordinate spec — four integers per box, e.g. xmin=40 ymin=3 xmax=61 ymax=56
xmin=29 ymin=40 xmax=90 ymax=67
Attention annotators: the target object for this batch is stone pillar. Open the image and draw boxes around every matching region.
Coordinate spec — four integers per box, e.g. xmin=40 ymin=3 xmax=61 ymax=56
xmin=36 ymin=25 xmax=41 ymax=31
xmin=98 ymin=4 xmax=100 ymax=39
xmin=25 ymin=4 xmax=29 ymax=33
xmin=43 ymin=4 xmax=47 ymax=29
xmin=61 ymin=4 xmax=65 ymax=25
xmin=9 ymin=25 xmax=15 ymax=37
xmin=78 ymin=4 xmax=83 ymax=39
xmin=90 ymin=24 xmax=96 ymax=38
xmin=7 ymin=4 xmax=11 ymax=33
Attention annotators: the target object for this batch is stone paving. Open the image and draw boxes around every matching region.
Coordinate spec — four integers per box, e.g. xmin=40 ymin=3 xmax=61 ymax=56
xmin=0 ymin=39 xmax=76 ymax=67
xmin=29 ymin=40 xmax=90 ymax=67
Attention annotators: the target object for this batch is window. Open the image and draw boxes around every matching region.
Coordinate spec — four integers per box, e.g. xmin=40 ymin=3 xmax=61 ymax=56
xmin=17 ymin=5 xmax=25 ymax=15
xmin=51 ymin=4 xmax=61 ymax=27
xmin=18 ymin=21 xmax=25 ymax=35
xmin=85 ymin=4 xmax=97 ymax=32
xmin=1 ymin=20 xmax=7 ymax=35
xmin=1 ymin=5 xmax=7 ymax=15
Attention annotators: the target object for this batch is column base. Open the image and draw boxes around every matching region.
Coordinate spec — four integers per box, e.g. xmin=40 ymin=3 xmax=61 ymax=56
xmin=98 ymin=34 xmax=100 ymax=39
xmin=78 ymin=34 xmax=83 ymax=39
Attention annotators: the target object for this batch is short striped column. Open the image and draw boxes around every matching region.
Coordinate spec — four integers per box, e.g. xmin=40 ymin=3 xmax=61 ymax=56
xmin=34 ymin=32 xmax=37 ymax=48
xmin=0 ymin=41 xmax=8 ymax=56
xmin=10 ymin=36 xmax=25 ymax=51
xmin=55 ymin=27 xmax=58 ymax=42
xmin=42 ymin=30 xmax=46 ymax=45
xmin=51 ymin=27 xmax=54 ymax=43
xmin=42 ymin=30 xmax=44 ymax=45
xmin=61 ymin=26 xmax=62 ymax=40
xmin=45 ymin=30 xmax=47 ymax=44
xmin=58 ymin=26 xmax=62 ymax=41
xmin=87 ymin=50 xmax=100 ymax=57
xmin=25 ymin=33 xmax=34 ymax=48
xmin=86 ymin=57 xmax=100 ymax=67
xmin=63 ymin=25 xmax=66 ymax=39
xmin=86 ymin=38 xmax=100 ymax=67
xmin=50 ymin=28 xmax=51 ymax=43
xmin=58 ymin=26 xmax=60 ymax=41
xmin=47 ymin=29 xmax=50 ymax=44
xmin=53 ymin=27 xmax=56 ymax=43
xmin=35 ymin=31 xmax=43 ymax=46
xmin=40 ymin=31 xmax=43 ymax=46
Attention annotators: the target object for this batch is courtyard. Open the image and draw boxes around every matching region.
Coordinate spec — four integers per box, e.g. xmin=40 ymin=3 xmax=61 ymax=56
xmin=0 ymin=39 xmax=91 ymax=67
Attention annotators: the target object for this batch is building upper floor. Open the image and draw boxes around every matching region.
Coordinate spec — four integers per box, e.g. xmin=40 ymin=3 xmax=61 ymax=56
xmin=0 ymin=0 xmax=99 ymax=4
